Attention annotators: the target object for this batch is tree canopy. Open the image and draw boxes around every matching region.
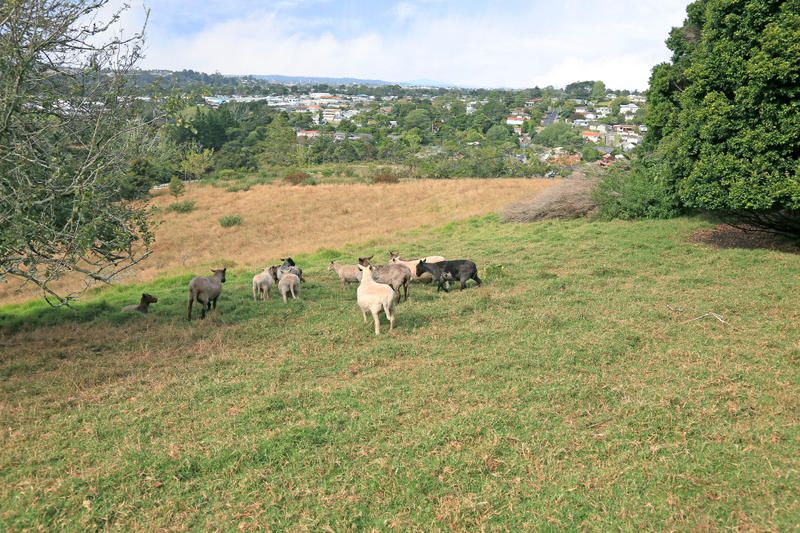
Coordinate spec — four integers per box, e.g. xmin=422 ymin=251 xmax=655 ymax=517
xmin=645 ymin=0 xmax=800 ymax=233
xmin=0 ymin=0 xmax=154 ymax=304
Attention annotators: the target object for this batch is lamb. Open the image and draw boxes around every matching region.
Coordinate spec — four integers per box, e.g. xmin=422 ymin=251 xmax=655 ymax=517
xmin=416 ymin=259 xmax=481 ymax=292
xmin=278 ymin=272 xmax=301 ymax=303
xmin=252 ymin=268 xmax=274 ymax=301
xmin=356 ymin=263 xmax=396 ymax=335
xmin=388 ymin=251 xmax=446 ymax=282
xmin=277 ymin=257 xmax=305 ymax=282
xmin=122 ymin=293 xmax=158 ymax=313
xmin=328 ymin=261 xmax=360 ymax=288
xmin=187 ymin=267 xmax=226 ymax=320
xmin=358 ymin=256 xmax=412 ymax=302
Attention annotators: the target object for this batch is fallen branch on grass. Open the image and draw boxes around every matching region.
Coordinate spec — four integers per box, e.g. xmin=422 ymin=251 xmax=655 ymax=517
xmin=684 ymin=312 xmax=730 ymax=325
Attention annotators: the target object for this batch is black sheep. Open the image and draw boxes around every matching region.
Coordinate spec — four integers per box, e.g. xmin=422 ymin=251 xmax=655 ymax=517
xmin=416 ymin=259 xmax=481 ymax=292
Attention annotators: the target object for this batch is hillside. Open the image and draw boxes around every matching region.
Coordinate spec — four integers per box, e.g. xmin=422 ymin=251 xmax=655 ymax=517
xmin=0 ymin=178 xmax=552 ymax=304
xmin=1 ymin=213 xmax=798 ymax=530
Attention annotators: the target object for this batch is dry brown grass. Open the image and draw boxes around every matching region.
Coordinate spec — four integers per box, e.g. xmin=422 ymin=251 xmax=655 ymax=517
xmin=0 ymin=179 xmax=552 ymax=303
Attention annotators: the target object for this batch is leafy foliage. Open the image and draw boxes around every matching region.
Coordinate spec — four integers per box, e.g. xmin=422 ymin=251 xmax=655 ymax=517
xmin=645 ymin=0 xmax=800 ymax=233
xmin=0 ymin=0 xmax=153 ymax=304
xmin=594 ymin=161 xmax=682 ymax=220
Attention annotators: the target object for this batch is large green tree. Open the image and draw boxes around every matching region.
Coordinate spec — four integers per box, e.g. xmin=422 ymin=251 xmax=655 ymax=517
xmin=0 ymin=0 xmax=154 ymax=304
xmin=646 ymin=0 xmax=800 ymax=234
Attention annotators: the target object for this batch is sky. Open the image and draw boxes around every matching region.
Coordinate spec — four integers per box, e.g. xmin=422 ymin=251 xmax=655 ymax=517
xmin=111 ymin=0 xmax=692 ymax=90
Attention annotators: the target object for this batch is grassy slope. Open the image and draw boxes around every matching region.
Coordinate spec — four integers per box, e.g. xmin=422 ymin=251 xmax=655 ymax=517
xmin=1 ymin=216 xmax=798 ymax=530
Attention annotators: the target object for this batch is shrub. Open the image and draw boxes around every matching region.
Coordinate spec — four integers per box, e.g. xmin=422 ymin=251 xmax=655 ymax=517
xmin=593 ymin=162 xmax=681 ymax=220
xmin=581 ymin=145 xmax=601 ymax=162
xmin=303 ymin=177 xmax=318 ymax=186
xmin=503 ymin=178 xmax=599 ymax=222
xmin=219 ymin=215 xmax=242 ymax=227
xmin=166 ymin=200 xmax=196 ymax=213
xmin=168 ymin=175 xmax=185 ymax=200
xmin=215 ymin=169 xmax=241 ymax=181
xmin=284 ymin=171 xmax=312 ymax=185
xmin=371 ymin=170 xmax=401 ymax=184
xmin=225 ymin=182 xmax=251 ymax=192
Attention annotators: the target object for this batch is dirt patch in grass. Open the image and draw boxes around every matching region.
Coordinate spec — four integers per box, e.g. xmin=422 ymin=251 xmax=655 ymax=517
xmin=688 ymin=224 xmax=799 ymax=253
xmin=502 ymin=174 xmax=598 ymax=223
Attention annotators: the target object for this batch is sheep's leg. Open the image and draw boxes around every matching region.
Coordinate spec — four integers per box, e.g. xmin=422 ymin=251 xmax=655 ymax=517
xmin=282 ymin=292 xmax=287 ymax=304
xmin=187 ymin=293 xmax=194 ymax=321
xmin=361 ymin=308 xmax=367 ymax=323
xmin=404 ymin=282 xmax=409 ymax=302
xmin=199 ymin=298 xmax=208 ymax=319
xmin=266 ymin=286 xmax=271 ymax=299
xmin=253 ymin=284 xmax=258 ymax=301
xmin=384 ymin=304 xmax=395 ymax=331
xmin=460 ymin=277 xmax=467 ymax=290
xmin=473 ymin=273 xmax=482 ymax=286
xmin=371 ymin=309 xmax=381 ymax=335
xmin=212 ymin=298 xmax=217 ymax=310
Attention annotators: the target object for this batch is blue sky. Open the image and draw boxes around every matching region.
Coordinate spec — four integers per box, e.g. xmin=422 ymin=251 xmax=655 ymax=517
xmin=115 ymin=0 xmax=692 ymax=89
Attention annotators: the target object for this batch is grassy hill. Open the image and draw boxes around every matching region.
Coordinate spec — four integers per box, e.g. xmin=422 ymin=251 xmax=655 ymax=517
xmin=1 ymin=214 xmax=798 ymax=530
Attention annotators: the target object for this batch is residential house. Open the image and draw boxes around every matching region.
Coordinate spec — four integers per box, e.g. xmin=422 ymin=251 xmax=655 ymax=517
xmin=581 ymin=131 xmax=601 ymax=143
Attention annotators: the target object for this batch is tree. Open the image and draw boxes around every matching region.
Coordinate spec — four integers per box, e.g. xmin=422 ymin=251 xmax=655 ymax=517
xmin=644 ymin=0 xmax=800 ymax=234
xmin=181 ymin=148 xmax=215 ymax=179
xmin=403 ymin=109 xmax=431 ymax=132
xmin=169 ymin=175 xmax=185 ymax=200
xmin=0 ymin=1 xmax=154 ymax=305
xmin=590 ymin=80 xmax=607 ymax=101
xmin=534 ymin=123 xmax=583 ymax=149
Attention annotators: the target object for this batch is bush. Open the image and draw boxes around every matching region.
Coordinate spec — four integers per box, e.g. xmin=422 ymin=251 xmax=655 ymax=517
xmin=593 ymin=162 xmax=681 ymax=220
xmin=503 ymin=178 xmax=599 ymax=222
xmin=371 ymin=170 xmax=401 ymax=184
xmin=581 ymin=145 xmax=601 ymax=162
xmin=219 ymin=215 xmax=242 ymax=227
xmin=284 ymin=171 xmax=312 ymax=185
xmin=303 ymin=177 xmax=318 ymax=186
xmin=165 ymin=200 xmax=196 ymax=213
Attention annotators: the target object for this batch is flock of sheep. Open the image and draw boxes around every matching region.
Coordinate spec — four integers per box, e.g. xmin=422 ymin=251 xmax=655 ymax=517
xmin=124 ymin=252 xmax=481 ymax=335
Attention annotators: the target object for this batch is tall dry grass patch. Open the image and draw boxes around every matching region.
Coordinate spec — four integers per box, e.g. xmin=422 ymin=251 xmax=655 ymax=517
xmin=0 ymin=179 xmax=553 ymax=303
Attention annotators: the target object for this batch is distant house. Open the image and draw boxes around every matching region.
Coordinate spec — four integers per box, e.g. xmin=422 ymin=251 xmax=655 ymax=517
xmin=581 ymin=131 xmax=601 ymax=143
xmin=590 ymin=124 xmax=610 ymax=133
xmin=573 ymin=118 xmax=589 ymax=127
xmin=619 ymin=103 xmax=639 ymax=115
xmin=506 ymin=115 xmax=527 ymax=126
xmin=296 ymin=129 xmax=321 ymax=139
xmin=575 ymin=106 xmax=589 ymax=114
xmin=584 ymin=112 xmax=597 ymax=120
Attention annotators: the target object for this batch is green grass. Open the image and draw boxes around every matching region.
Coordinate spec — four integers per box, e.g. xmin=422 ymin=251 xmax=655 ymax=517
xmin=1 ymin=216 xmax=799 ymax=530
xmin=165 ymin=200 xmax=196 ymax=213
xmin=219 ymin=214 xmax=243 ymax=228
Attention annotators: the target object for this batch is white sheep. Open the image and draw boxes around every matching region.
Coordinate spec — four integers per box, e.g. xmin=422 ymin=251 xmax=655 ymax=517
xmin=328 ymin=260 xmax=360 ymax=288
xmin=278 ymin=272 xmax=301 ymax=303
xmin=252 ymin=268 xmax=275 ymax=301
xmin=388 ymin=251 xmax=445 ymax=282
xmin=356 ymin=263 xmax=396 ymax=335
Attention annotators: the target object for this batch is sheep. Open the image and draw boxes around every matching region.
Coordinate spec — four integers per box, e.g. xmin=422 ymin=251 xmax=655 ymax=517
xmin=356 ymin=263 xmax=396 ymax=335
xmin=252 ymin=268 xmax=274 ymax=301
xmin=358 ymin=256 xmax=412 ymax=302
xmin=416 ymin=259 xmax=481 ymax=292
xmin=122 ymin=293 xmax=158 ymax=313
xmin=187 ymin=267 xmax=226 ymax=320
xmin=278 ymin=272 xmax=301 ymax=303
xmin=328 ymin=261 xmax=360 ymax=288
xmin=388 ymin=251 xmax=446 ymax=282
xmin=277 ymin=257 xmax=305 ymax=282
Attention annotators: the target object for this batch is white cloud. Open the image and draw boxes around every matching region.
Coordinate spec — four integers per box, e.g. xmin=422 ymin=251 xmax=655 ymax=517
xmin=135 ymin=0 xmax=691 ymax=89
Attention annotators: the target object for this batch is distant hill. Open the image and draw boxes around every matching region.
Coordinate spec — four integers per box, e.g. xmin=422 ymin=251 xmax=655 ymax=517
xmin=254 ymin=74 xmax=456 ymax=88
xmin=253 ymin=74 xmax=396 ymax=86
